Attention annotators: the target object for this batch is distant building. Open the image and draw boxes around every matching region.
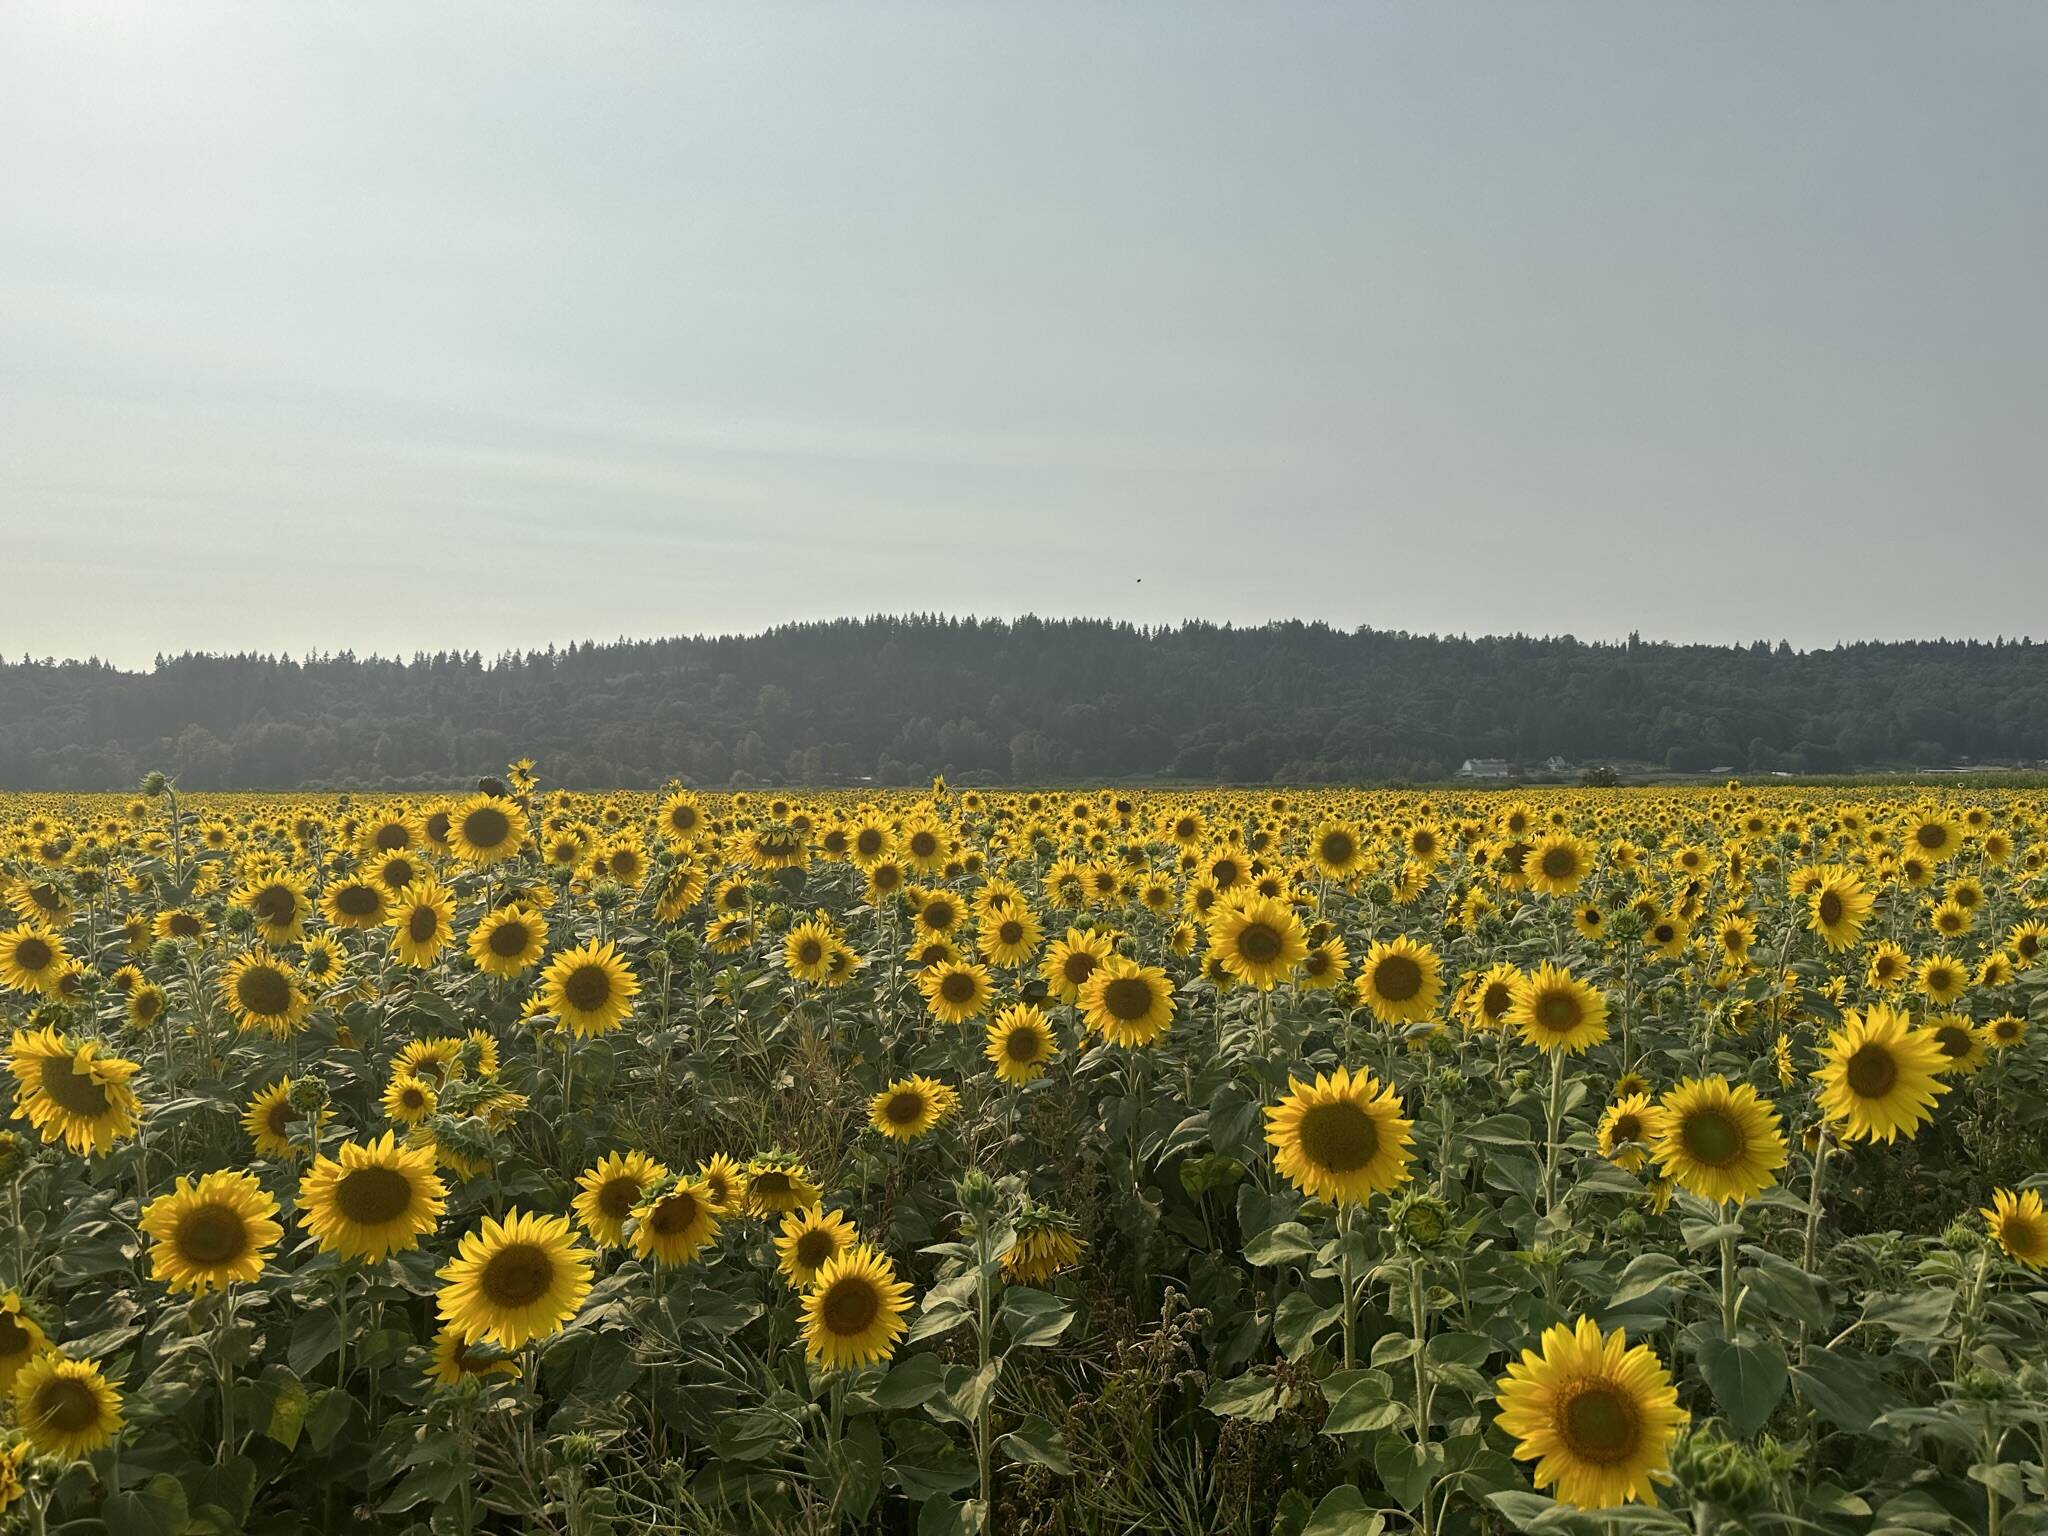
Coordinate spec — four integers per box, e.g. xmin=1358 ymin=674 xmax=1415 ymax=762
xmin=1543 ymin=756 xmax=1573 ymax=773
xmin=1457 ymin=757 xmax=1512 ymax=779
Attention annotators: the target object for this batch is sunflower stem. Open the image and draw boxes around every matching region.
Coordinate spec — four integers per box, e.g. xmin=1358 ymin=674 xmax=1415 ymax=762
xmin=1338 ymin=1203 xmax=1356 ymax=1371
xmin=1410 ymin=1255 xmax=1433 ymax=1536
xmin=1539 ymin=1049 xmax=1566 ymax=1219
xmin=1719 ymin=1220 xmax=1740 ymax=1341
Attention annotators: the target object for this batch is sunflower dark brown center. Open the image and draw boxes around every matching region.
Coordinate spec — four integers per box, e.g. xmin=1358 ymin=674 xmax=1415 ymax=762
xmin=166 ymin=911 xmax=206 ymax=936
xmin=1236 ymin=923 xmax=1283 ymax=965
xmin=1535 ymin=991 xmax=1581 ymax=1034
xmin=821 ymin=1277 xmax=880 ymax=1335
xmin=373 ymin=823 xmax=410 ymax=850
xmin=1063 ymin=953 xmax=1097 ymax=985
xmin=41 ymin=1052 xmax=112 ymax=1117
xmin=0 ymin=1312 xmax=35 ymax=1354
xmin=593 ymin=1175 xmax=642 ymax=1218
xmin=480 ymin=1243 xmax=555 ymax=1307
xmin=408 ymin=908 xmax=440 ymax=943
xmin=174 ymin=1203 xmax=250 ymax=1266
xmin=253 ymin=886 xmax=297 ymax=923
xmin=1541 ymin=848 xmax=1577 ymax=879
xmin=489 ymin=921 xmax=532 ymax=958
xmin=1915 ymin=825 xmax=1947 ymax=850
xmin=1373 ymin=955 xmax=1422 ymax=1002
xmin=236 ymin=965 xmax=293 ymax=1017
xmin=563 ymin=965 xmax=612 ymax=1011
xmin=795 ymin=1229 xmax=835 ymax=1268
xmin=1845 ymin=1043 xmax=1898 ymax=1097
xmin=939 ymin=971 xmax=976 ymax=1004
xmin=1680 ymin=1109 xmax=1743 ymax=1167
xmin=1611 ymin=1114 xmax=1642 ymax=1143
xmin=463 ymin=806 xmax=511 ymax=848
xmin=1296 ymin=1100 xmax=1381 ymax=1172
xmin=650 ymin=1191 xmax=700 ymax=1234
xmin=335 ymin=1165 xmax=415 ymax=1226
xmin=1004 ymin=1027 xmax=1042 ymax=1062
xmin=1483 ymin=982 xmax=1513 ymax=1018
xmin=35 ymin=1377 xmax=104 ymax=1433
xmin=1934 ymin=1025 xmax=1971 ymax=1058
xmin=1817 ymin=891 xmax=1843 ymax=924
xmin=998 ymin=921 xmax=1024 ymax=945
xmin=885 ymin=1091 xmax=927 ymax=1125
xmin=796 ymin=938 xmax=824 ymax=965
xmin=1320 ymin=832 xmax=1355 ymax=865
xmin=13 ymin=936 xmax=54 ymax=971
xmin=1102 ymin=977 xmax=1155 ymax=1021
xmin=909 ymin=832 xmax=938 ymax=859
xmin=1558 ymin=1380 xmax=1640 ymax=1465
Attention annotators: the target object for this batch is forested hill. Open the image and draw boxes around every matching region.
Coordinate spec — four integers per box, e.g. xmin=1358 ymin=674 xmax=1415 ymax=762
xmin=3 ymin=618 xmax=2044 ymax=790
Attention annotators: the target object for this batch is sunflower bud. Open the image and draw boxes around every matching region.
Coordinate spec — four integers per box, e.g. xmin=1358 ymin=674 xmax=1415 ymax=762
xmin=287 ymin=1077 xmax=330 ymax=1114
xmin=955 ymin=1169 xmax=1000 ymax=1221
xmin=1670 ymin=1423 xmax=1770 ymax=1515
xmin=1389 ymin=1191 xmax=1453 ymax=1251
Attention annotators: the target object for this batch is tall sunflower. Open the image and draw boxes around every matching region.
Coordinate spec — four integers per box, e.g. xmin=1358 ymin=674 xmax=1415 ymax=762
xmin=630 ymin=1179 xmax=722 ymax=1267
xmin=783 ymin=916 xmax=837 ymax=984
xmin=540 ymin=940 xmax=640 ymax=1037
xmin=1525 ymin=833 xmax=1594 ymax=896
xmin=573 ymin=1150 xmax=669 ymax=1248
xmin=1652 ymin=1076 xmax=1787 ymax=1205
xmin=10 ymin=1353 xmax=124 ymax=1459
xmin=388 ymin=879 xmax=458 ymax=968
xmin=1983 ymin=1189 xmax=2048 ymax=1271
xmin=1265 ymin=1067 xmax=1414 ymax=1205
xmin=1493 ymin=1317 xmax=1687 ymax=1509
xmin=1206 ymin=894 xmax=1309 ymax=990
xmin=469 ymin=904 xmax=549 ymax=978
xmin=1078 ymin=956 xmax=1176 ymax=1047
xmin=1506 ymin=964 xmax=1609 ymax=1055
xmin=984 ymin=1003 xmax=1058 ymax=1085
xmin=234 ymin=872 xmax=311 ymax=946
xmin=801 ymin=1246 xmax=913 ymax=1370
xmin=1812 ymin=1004 xmax=1948 ymax=1143
xmin=298 ymin=1132 xmax=448 ymax=1261
xmin=320 ymin=878 xmax=390 ymax=931
xmin=7 ymin=1027 xmax=142 ymax=1155
xmin=448 ymin=793 xmax=527 ymax=868
xmin=424 ymin=1326 xmax=522 ymax=1389
xmin=1356 ymin=937 xmax=1443 ymax=1026
xmin=1041 ymin=927 xmax=1113 ymax=1005
xmin=139 ymin=1170 xmax=283 ymax=1293
xmin=774 ymin=1207 xmax=859 ymax=1288
xmin=436 ymin=1210 xmax=593 ymax=1348
xmin=868 ymin=1076 xmax=958 ymax=1142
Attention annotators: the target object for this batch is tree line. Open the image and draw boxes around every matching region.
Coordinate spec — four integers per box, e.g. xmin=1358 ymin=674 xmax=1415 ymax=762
xmin=3 ymin=617 xmax=2044 ymax=790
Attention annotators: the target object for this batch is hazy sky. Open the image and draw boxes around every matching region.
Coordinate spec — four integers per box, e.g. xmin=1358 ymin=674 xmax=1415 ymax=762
xmin=3 ymin=3 xmax=2043 ymax=669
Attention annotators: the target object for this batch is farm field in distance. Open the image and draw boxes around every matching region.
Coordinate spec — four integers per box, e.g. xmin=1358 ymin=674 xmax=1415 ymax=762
xmin=2 ymin=773 xmax=2045 ymax=1535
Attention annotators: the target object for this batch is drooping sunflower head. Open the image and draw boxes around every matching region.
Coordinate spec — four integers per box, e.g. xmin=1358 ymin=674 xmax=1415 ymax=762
xmin=1265 ymin=1066 xmax=1415 ymax=1206
xmin=1493 ymin=1316 xmax=1688 ymax=1510
xmin=424 ymin=1325 xmax=521 ymax=1389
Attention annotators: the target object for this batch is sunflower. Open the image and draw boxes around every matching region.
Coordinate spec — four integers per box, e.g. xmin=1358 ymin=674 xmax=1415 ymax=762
xmin=220 ymin=950 xmax=308 ymax=1035
xmin=1986 ymin=1013 xmax=2027 ymax=1049
xmin=764 ymin=916 xmax=831 ymax=985
xmin=7 ymin=1027 xmax=142 ymax=1155
xmin=436 ymin=1209 xmax=593 ymax=1348
xmin=425 ymin=1326 xmax=522 ymax=1388
xmin=388 ymin=879 xmax=457 ymax=968
xmin=2007 ymin=920 xmax=2048 ymax=970
xmin=985 ymin=1003 xmax=1058 ymax=1085
xmin=1206 ymin=894 xmax=1308 ymax=990
xmin=697 ymin=1152 xmax=749 ymax=1213
xmin=655 ymin=789 xmax=707 ymax=848
xmin=126 ymin=982 xmax=168 ymax=1029
xmin=10 ymin=1353 xmax=124 ymax=1459
xmin=320 ymin=878 xmax=390 ymax=930
xmin=1597 ymin=1095 xmax=1669 ymax=1173
xmin=1507 ymin=964 xmax=1609 ymax=1055
xmin=382 ymin=1073 xmax=438 ymax=1126
xmin=299 ymin=934 xmax=347 ymax=985
xmin=1526 ymin=833 xmax=1594 ymax=896
xmin=0 ymin=925 xmax=69 ymax=996
xmin=242 ymin=1078 xmax=305 ymax=1158
xmin=1041 ymin=927 xmax=1113 ymax=1004
xmin=468 ymin=904 xmax=549 ymax=978
xmin=1923 ymin=1014 xmax=1988 ymax=1075
xmin=1904 ymin=813 xmax=1961 ymax=863
xmin=540 ymin=940 xmax=640 ymax=1037
xmin=1493 ymin=1317 xmax=1687 ymax=1509
xmin=1 ymin=1291 xmax=49 ymax=1392
xmin=1573 ymin=903 xmax=1607 ymax=941
xmin=801 ymin=1246 xmax=913 ymax=1370
xmin=631 ymin=1179 xmax=723 ymax=1267
xmin=1652 ymin=1076 xmax=1787 ymax=1205
xmin=1265 ymin=1067 xmax=1414 ymax=1205
xmin=869 ymin=1075 xmax=958 ymax=1142
xmin=139 ymin=1170 xmax=283 ymax=1293
xmin=1865 ymin=940 xmax=1910 ymax=990
xmin=919 ymin=960 xmax=994 ymax=1025
xmin=1461 ymin=963 xmax=1522 ymax=1032
xmin=153 ymin=907 xmax=210 ymax=945
xmin=774 ymin=1207 xmax=859 ymax=1288
xmin=234 ymin=872 xmax=311 ymax=945
xmin=1079 ymin=956 xmax=1176 ymax=1047
xmin=978 ymin=908 xmax=1044 ymax=969
xmin=1983 ymin=1189 xmax=2048 ymax=1271
xmin=1002 ymin=1221 xmax=1084 ymax=1285
xmin=1812 ymin=1005 xmax=1949 ymax=1143
xmin=569 ymin=1150 xmax=668 ymax=1247
xmin=448 ymin=793 xmax=527 ymax=867
xmin=746 ymin=1157 xmax=822 ymax=1216
xmin=1356 ymin=936 xmax=1443 ymax=1026
xmin=298 ymin=1132 xmax=447 ymax=1262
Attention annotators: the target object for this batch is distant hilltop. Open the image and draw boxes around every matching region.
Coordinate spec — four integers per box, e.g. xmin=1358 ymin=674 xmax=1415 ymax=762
xmin=3 ymin=617 xmax=2044 ymax=790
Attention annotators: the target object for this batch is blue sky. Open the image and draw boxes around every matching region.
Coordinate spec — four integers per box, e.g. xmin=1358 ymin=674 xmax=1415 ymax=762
xmin=3 ymin=2 xmax=2043 ymax=666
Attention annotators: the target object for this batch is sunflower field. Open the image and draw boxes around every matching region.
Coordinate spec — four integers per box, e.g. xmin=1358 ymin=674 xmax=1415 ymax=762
xmin=2 ymin=769 xmax=2046 ymax=1536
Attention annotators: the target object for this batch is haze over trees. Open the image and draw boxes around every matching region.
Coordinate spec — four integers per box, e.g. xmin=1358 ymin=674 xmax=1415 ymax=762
xmin=3 ymin=617 xmax=2042 ymax=790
